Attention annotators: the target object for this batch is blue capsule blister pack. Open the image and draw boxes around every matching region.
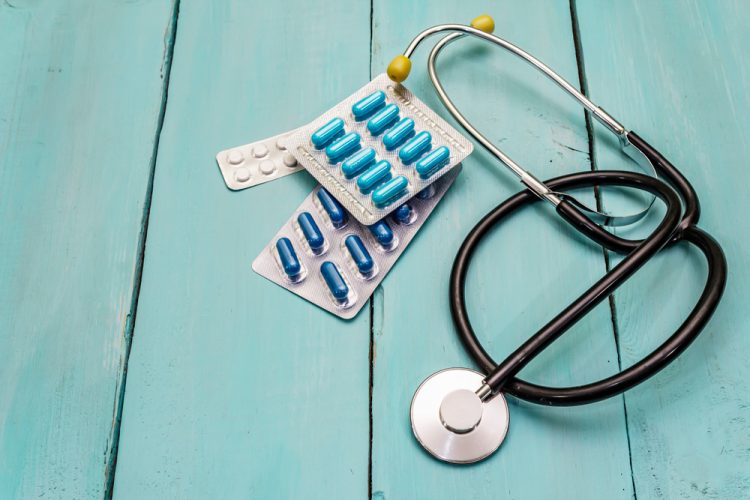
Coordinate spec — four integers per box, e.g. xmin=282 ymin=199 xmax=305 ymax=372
xmin=281 ymin=73 xmax=473 ymax=226
xmin=252 ymin=166 xmax=461 ymax=319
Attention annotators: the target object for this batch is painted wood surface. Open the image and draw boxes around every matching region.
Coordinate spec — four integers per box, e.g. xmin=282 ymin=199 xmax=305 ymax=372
xmin=110 ymin=2 xmax=372 ymax=499
xmin=2 ymin=1 xmax=749 ymax=499
xmin=0 ymin=1 xmax=176 ymax=498
xmin=577 ymin=1 xmax=750 ymax=498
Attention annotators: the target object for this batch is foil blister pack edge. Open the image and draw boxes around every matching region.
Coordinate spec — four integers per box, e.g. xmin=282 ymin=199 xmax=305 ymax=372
xmin=216 ymin=128 xmax=304 ymax=190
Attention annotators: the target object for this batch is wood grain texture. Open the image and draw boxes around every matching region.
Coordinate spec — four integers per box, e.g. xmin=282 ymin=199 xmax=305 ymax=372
xmin=110 ymin=2 xmax=372 ymax=499
xmin=4 ymin=0 xmax=746 ymax=498
xmin=0 ymin=1 xmax=175 ymax=498
xmin=576 ymin=0 xmax=750 ymax=497
xmin=369 ymin=1 xmax=633 ymax=498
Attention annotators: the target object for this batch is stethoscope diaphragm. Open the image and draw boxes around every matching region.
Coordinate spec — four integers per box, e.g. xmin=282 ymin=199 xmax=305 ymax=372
xmin=410 ymin=368 xmax=509 ymax=464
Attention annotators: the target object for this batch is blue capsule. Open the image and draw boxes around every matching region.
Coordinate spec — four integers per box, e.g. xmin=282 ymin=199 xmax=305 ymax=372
xmin=416 ymin=184 xmax=436 ymax=199
xmin=321 ymin=262 xmax=349 ymax=302
xmin=416 ymin=146 xmax=451 ymax=178
xmin=398 ymin=131 xmax=432 ymax=164
xmin=311 ymin=117 xmax=345 ymax=149
xmin=367 ymin=104 xmax=399 ymax=135
xmin=368 ymin=220 xmax=394 ymax=247
xmin=372 ymin=175 xmax=408 ymax=208
xmin=345 ymin=235 xmax=375 ymax=275
xmin=383 ymin=118 xmax=415 ymax=150
xmin=357 ymin=160 xmax=392 ymax=194
xmin=276 ymin=237 xmax=302 ymax=278
xmin=317 ymin=188 xmax=347 ymax=228
xmin=341 ymin=147 xmax=376 ymax=179
xmin=326 ymin=131 xmax=361 ymax=163
xmin=352 ymin=90 xmax=386 ymax=120
xmin=393 ymin=203 xmax=414 ymax=224
xmin=297 ymin=212 xmax=325 ymax=253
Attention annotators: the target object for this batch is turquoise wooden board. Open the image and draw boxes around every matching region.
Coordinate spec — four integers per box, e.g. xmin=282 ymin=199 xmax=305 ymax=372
xmin=2 ymin=0 xmax=748 ymax=498
xmin=111 ymin=2 xmax=372 ymax=498
xmin=369 ymin=1 xmax=633 ymax=498
xmin=0 ymin=1 xmax=175 ymax=498
xmin=576 ymin=0 xmax=750 ymax=497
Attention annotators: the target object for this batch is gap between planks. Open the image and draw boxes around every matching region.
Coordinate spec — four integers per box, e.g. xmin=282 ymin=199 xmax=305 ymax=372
xmin=103 ymin=1 xmax=182 ymax=499
xmin=568 ymin=0 xmax=637 ymax=498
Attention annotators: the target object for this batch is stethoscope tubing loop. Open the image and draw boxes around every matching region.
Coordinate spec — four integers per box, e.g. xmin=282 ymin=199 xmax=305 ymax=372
xmin=449 ymin=171 xmax=726 ymax=405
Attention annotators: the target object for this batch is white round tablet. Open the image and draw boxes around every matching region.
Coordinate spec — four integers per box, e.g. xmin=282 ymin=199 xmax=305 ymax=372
xmin=227 ymin=150 xmax=244 ymax=165
xmin=234 ymin=167 xmax=251 ymax=182
xmin=259 ymin=160 xmax=276 ymax=175
xmin=283 ymin=153 xmax=297 ymax=167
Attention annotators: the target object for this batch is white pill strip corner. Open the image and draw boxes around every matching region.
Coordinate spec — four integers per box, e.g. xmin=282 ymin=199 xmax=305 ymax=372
xmin=216 ymin=128 xmax=304 ymax=190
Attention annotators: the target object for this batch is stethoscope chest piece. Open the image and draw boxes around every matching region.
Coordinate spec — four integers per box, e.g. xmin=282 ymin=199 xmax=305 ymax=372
xmin=410 ymin=368 xmax=509 ymax=464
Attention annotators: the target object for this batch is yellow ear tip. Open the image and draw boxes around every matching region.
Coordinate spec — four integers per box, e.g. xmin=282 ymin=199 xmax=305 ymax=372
xmin=387 ymin=55 xmax=412 ymax=83
xmin=470 ymin=14 xmax=495 ymax=34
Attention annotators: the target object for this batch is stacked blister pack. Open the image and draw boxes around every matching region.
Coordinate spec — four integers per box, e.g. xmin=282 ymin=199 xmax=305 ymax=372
xmin=216 ymin=74 xmax=473 ymax=318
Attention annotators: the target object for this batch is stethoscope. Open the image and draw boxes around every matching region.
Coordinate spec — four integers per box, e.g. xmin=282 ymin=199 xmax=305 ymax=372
xmin=385 ymin=15 xmax=728 ymax=464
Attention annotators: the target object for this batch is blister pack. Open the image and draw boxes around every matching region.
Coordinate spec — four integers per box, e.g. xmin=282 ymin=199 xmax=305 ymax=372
xmin=252 ymin=166 xmax=461 ymax=319
xmin=216 ymin=129 xmax=304 ymax=190
xmin=282 ymin=73 xmax=473 ymax=225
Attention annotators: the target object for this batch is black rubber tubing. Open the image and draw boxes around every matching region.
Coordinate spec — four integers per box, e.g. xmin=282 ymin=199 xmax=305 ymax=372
xmin=450 ymin=166 xmax=727 ymax=406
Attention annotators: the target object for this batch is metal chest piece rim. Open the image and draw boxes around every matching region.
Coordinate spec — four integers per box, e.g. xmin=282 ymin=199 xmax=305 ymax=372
xmin=410 ymin=367 xmax=509 ymax=464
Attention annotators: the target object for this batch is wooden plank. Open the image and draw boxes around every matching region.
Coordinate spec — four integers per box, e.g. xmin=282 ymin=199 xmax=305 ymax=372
xmin=370 ymin=1 xmax=635 ymax=498
xmin=576 ymin=0 xmax=750 ymax=497
xmin=0 ymin=1 xmax=176 ymax=498
xmin=110 ymin=2 xmax=372 ymax=498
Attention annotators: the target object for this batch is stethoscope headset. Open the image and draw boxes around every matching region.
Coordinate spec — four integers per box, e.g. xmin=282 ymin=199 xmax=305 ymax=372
xmin=384 ymin=15 xmax=727 ymax=464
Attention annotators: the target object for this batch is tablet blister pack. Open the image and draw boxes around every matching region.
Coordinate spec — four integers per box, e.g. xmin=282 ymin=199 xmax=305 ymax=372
xmin=252 ymin=166 xmax=461 ymax=319
xmin=216 ymin=129 xmax=304 ymax=190
xmin=282 ymin=73 xmax=473 ymax=225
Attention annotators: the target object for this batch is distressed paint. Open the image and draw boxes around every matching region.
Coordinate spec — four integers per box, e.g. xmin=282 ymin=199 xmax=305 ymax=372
xmin=111 ymin=2 xmax=371 ymax=499
xmin=577 ymin=0 xmax=750 ymax=497
xmin=0 ymin=1 xmax=176 ymax=498
xmin=2 ymin=0 xmax=748 ymax=498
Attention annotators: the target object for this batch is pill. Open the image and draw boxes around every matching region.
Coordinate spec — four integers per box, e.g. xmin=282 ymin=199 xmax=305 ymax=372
xmin=372 ymin=175 xmax=408 ymax=207
xmin=367 ymin=103 xmax=399 ymax=135
xmin=227 ymin=150 xmax=244 ymax=165
xmin=326 ymin=131 xmax=361 ymax=163
xmin=276 ymin=237 xmax=302 ymax=278
xmin=312 ymin=117 xmax=345 ymax=149
xmin=368 ymin=220 xmax=394 ymax=246
xmin=352 ymin=90 xmax=386 ymax=120
xmin=357 ymin=160 xmax=392 ymax=194
xmin=297 ymin=212 xmax=325 ymax=252
xmin=393 ymin=203 xmax=413 ymax=224
xmin=259 ymin=160 xmax=276 ymax=175
xmin=234 ymin=167 xmax=251 ymax=182
xmin=253 ymin=144 xmax=269 ymax=158
xmin=283 ymin=153 xmax=297 ymax=167
xmin=383 ymin=117 xmax=415 ymax=150
xmin=276 ymin=138 xmax=287 ymax=150
xmin=321 ymin=262 xmax=349 ymax=302
xmin=415 ymin=145 xmax=451 ymax=178
xmin=416 ymin=184 xmax=436 ymax=199
xmin=341 ymin=147 xmax=376 ymax=179
xmin=345 ymin=234 xmax=374 ymax=274
xmin=316 ymin=187 xmax=348 ymax=228
xmin=398 ymin=131 xmax=432 ymax=164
